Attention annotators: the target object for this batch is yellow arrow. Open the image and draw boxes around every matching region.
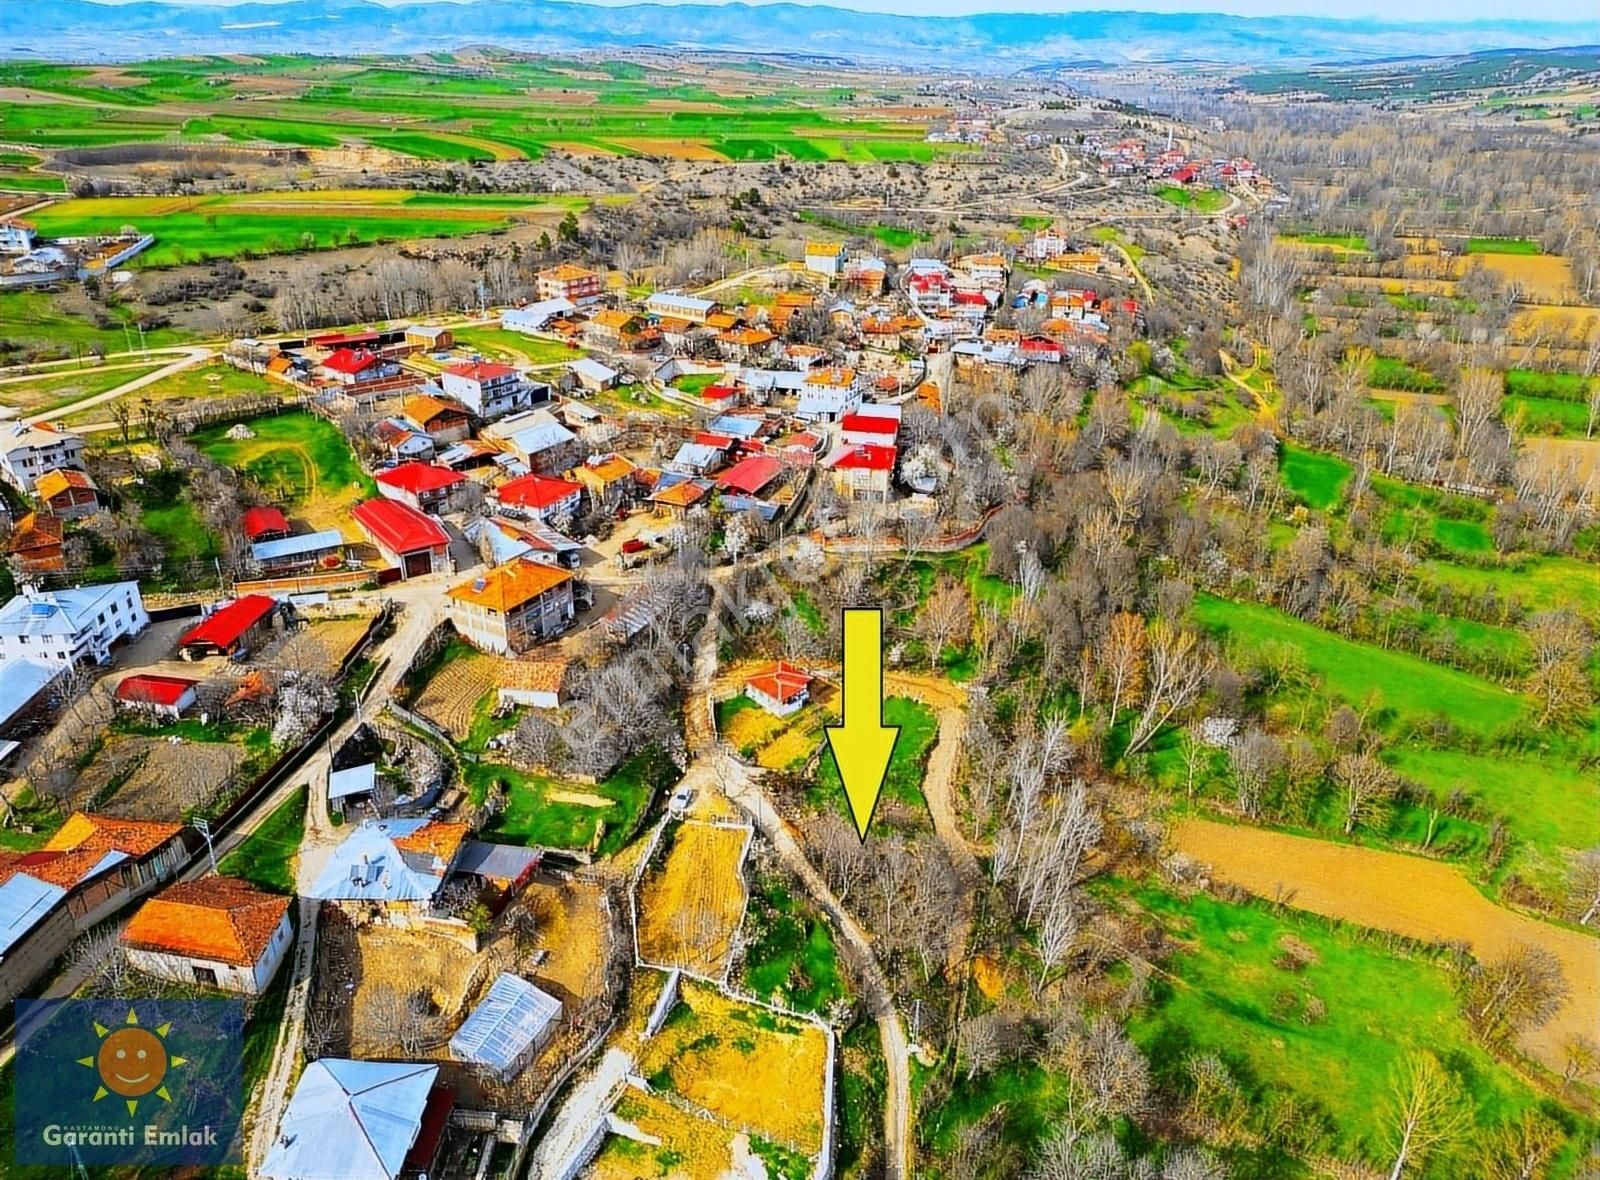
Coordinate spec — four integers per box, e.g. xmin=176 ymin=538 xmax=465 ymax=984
xmin=825 ymin=608 xmax=900 ymax=841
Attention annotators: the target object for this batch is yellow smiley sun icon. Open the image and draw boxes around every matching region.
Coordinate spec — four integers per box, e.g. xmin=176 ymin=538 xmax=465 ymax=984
xmin=77 ymin=1008 xmax=188 ymax=1117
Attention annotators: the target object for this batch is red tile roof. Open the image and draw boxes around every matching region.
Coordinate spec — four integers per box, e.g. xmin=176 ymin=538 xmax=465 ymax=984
xmin=446 ymin=361 xmax=516 ymax=382
xmin=376 ymin=462 xmax=466 ymax=496
xmin=241 ymin=505 xmax=290 ymax=540
xmin=494 ymin=473 xmax=582 ymax=512
xmin=716 ymin=454 xmax=784 ymax=496
xmin=701 ymin=384 xmax=739 ymax=400
xmin=121 ymin=877 xmax=290 ymax=967
xmin=353 ymin=498 xmax=449 ymax=554
xmin=321 ymin=348 xmax=383 ymax=375
xmin=179 ymin=595 xmax=277 ymax=652
xmin=746 ymin=660 xmax=810 ymax=705
xmin=829 ymin=444 xmax=897 ymax=472
xmin=115 ymin=674 xmax=198 ymax=708
xmin=840 ymin=413 xmax=899 ymax=436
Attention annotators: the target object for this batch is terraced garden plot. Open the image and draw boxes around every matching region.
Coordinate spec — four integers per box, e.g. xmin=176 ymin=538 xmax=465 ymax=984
xmin=636 ymin=821 xmax=750 ymax=977
xmin=636 ymin=978 xmax=829 ymax=1153
xmin=412 ymin=647 xmax=504 ymax=742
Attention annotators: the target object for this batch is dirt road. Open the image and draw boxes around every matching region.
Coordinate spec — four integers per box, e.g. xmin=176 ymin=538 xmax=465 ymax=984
xmin=21 ymin=345 xmax=213 ymax=425
xmin=1173 ymin=817 xmax=1600 ymax=1071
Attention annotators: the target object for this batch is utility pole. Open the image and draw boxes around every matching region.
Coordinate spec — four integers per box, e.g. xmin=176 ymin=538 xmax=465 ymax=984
xmin=193 ymin=817 xmax=218 ymax=873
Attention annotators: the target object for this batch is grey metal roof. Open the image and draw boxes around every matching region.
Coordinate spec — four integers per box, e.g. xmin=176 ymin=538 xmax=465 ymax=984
xmin=449 ymin=973 xmax=561 ymax=1076
xmin=306 ymin=818 xmax=445 ymax=903
xmin=261 ymin=1059 xmax=437 ymax=1180
xmin=454 ymin=840 xmax=541 ymax=881
xmin=328 ymin=762 xmax=377 ymax=801
xmin=0 ymin=583 xmax=138 ymax=641
xmin=0 ymin=658 xmax=61 ymax=730
xmin=0 ymin=873 xmax=66 ymax=958
xmin=252 ymin=529 xmax=344 ymax=564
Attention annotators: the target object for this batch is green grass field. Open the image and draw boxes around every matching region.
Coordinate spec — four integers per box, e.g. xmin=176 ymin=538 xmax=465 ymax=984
xmin=191 ymin=410 xmax=375 ymax=508
xmin=1417 ymin=555 xmax=1600 ymax=620
xmin=1506 ymin=393 xmax=1591 ymax=436
xmin=1368 ymin=355 xmax=1444 ymax=392
xmin=1278 ymin=232 xmax=1369 ymax=251
xmin=62 ymin=361 xmax=277 ymax=428
xmin=1465 ymin=237 xmax=1543 ymax=255
xmin=23 ymin=191 xmax=588 ymax=267
xmin=0 ymin=289 xmax=192 ymax=359
xmin=1504 ymin=368 xmax=1593 ymax=402
xmin=0 ymin=360 xmax=168 ymax=418
xmin=1192 ymin=595 xmax=1531 ymax=736
xmin=449 ymin=326 xmax=587 ymax=366
xmin=1280 ymin=444 xmax=1351 ymax=509
xmin=798 ymin=209 xmax=929 ymax=249
xmin=814 ymin=696 xmax=939 ymax=814
xmin=218 ymin=786 xmax=307 ymax=893
xmin=741 ymin=878 xmax=846 ymax=1013
xmin=1154 ymin=185 xmax=1231 ymax=213
xmin=1122 ymin=881 xmax=1590 ymax=1177
xmin=465 ymin=747 xmax=673 ymax=855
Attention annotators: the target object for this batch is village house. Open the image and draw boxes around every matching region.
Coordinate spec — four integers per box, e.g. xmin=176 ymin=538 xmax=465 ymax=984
xmin=493 ymin=409 xmax=583 ymax=474
xmin=0 ymin=218 xmax=35 ymax=254
xmin=114 ymin=673 xmax=198 ymax=719
xmin=251 ymin=528 xmax=345 ymax=575
xmin=352 ymin=498 xmax=451 ymax=580
xmin=568 ymin=357 xmax=621 ymax=394
xmin=501 ymin=297 xmax=576 ymax=335
xmin=745 ymin=660 xmax=811 ymax=716
xmin=308 ymin=816 xmax=469 ymax=912
xmin=177 ymin=594 xmax=278 ymax=661
xmin=33 ymin=469 xmax=100 ymax=519
xmin=262 ymin=1060 xmax=449 ymax=1180
xmin=496 ymin=658 xmax=569 ymax=710
xmin=536 ymin=262 xmax=604 ymax=306
xmin=491 ymin=472 xmax=583 ymax=524
xmin=0 ymin=422 xmax=86 ymax=495
xmin=717 ymin=326 xmax=778 ymax=364
xmin=715 ymin=454 xmax=785 ymax=500
xmin=667 ymin=441 xmax=725 ymax=478
xmin=796 ymin=367 xmax=866 ymax=421
xmin=404 ymin=324 xmax=454 ymax=352
xmin=804 ymin=241 xmax=846 ymax=278
xmin=375 ymin=462 xmax=465 ymax=515
xmin=446 ymin=557 xmax=576 ymax=655
xmin=467 ymin=515 xmax=583 ymax=570
xmin=841 ymin=255 xmax=889 ymax=297
xmin=441 ymin=361 xmax=542 ymax=420
xmin=823 ymin=442 xmax=897 ymax=501
xmin=374 ymin=418 xmax=435 ymax=463
xmin=399 ymin=394 xmax=473 ymax=443
xmin=0 ymin=581 xmax=147 ymax=667
xmin=318 ymin=348 xmax=401 ymax=387
xmin=584 ymin=308 xmax=644 ymax=349
xmin=645 ymin=291 xmax=719 ymax=325
xmin=436 ymin=437 xmax=505 ymax=474
xmin=840 ymin=409 xmax=901 ymax=448
xmin=648 ymin=477 xmax=708 ymax=517
xmin=120 ymin=876 xmax=292 ymax=995
xmin=572 ymin=453 xmax=637 ymax=512
xmin=6 ymin=512 xmax=63 ymax=573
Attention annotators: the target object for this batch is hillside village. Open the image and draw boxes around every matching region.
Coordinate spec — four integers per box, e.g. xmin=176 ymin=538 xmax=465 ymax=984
xmin=0 ymin=46 xmax=1596 ymax=1180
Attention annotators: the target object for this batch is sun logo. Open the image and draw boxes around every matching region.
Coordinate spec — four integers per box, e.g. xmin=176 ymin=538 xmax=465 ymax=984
xmin=77 ymin=1008 xmax=187 ymax=1117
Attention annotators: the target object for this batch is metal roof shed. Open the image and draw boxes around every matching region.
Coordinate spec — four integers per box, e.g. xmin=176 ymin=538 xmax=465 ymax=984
xmin=260 ymin=1059 xmax=439 ymax=1180
xmin=449 ymin=972 xmax=562 ymax=1082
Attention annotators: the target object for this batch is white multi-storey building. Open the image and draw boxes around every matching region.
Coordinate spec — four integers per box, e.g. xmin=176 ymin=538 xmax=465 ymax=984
xmin=0 ymin=582 xmax=148 ymax=667
xmin=0 ymin=423 xmax=86 ymax=495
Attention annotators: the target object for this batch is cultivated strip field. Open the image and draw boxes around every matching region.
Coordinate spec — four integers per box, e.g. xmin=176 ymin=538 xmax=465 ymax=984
xmin=636 ymin=821 xmax=751 ymax=978
xmin=1173 ymin=817 xmax=1600 ymax=1071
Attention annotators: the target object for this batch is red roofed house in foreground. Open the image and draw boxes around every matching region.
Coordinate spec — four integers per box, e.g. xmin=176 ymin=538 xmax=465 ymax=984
xmin=491 ymin=473 xmax=583 ymax=523
xmin=177 ymin=594 xmax=279 ymax=661
xmin=114 ymin=673 xmax=198 ymax=719
xmin=823 ymin=443 xmax=897 ymax=501
xmin=318 ymin=347 xmax=400 ymax=386
xmin=839 ymin=411 xmax=900 ymax=448
xmin=375 ymin=462 xmax=466 ymax=514
xmin=745 ymin=660 xmax=811 ymax=717
xmin=716 ymin=454 xmax=785 ymax=498
xmin=120 ymin=876 xmax=293 ymax=994
xmin=352 ymin=498 xmax=451 ymax=580
xmin=241 ymin=505 xmax=291 ymax=543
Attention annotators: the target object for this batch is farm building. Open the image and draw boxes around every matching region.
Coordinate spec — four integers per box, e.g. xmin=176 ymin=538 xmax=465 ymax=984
xmin=318 ymin=348 xmax=400 ymax=387
xmin=492 ymin=472 xmax=583 ymax=523
xmin=114 ymin=674 xmax=198 ymax=719
xmin=261 ymin=1059 xmax=449 ymax=1180
xmin=449 ymin=972 xmax=563 ymax=1082
xmin=441 ymin=362 xmax=540 ymax=420
xmin=375 ymin=462 xmax=465 ymax=515
xmin=804 ymin=241 xmax=846 ymax=277
xmin=497 ymin=410 xmax=581 ymax=474
xmin=328 ymin=762 xmax=378 ymax=809
xmin=496 ymin=658 xmax=569 ymax=710
xmin=0 ymin=581 xmax=147 ymax=668
xmin=399 ymin=394 xmax=472 ymax=443
xmin=716 ymin=454 xmax=785 ymax=498
xmin=645 ymin=291 xmax=719 ymax=324
xmin=745 ymin=661 xmax=811 ymax=716
xmin=0 ymin=422 xmax=85 ymax=495
xmin=33 ymin=468 xmax=100 ymax=519
xmin=120 ymin=876 xmax=292 ymax=995
xmin=0 ymin=658 xmax=63 ymax=748
xmin=177 ymin=594 xmax=278 ymax=661
xmin=568 ymin=357 xmax=620 ymax=393
xmin=251 ymin=528 xmax=345 ymax=575
xmin=307 ymin=818 xmax=469 ymax=913
xmin=501 ymin=298 xmax=575 ymax=334
xmin=241 ymin=505 xmax=292 ymax=544
xmin=7 ymin=512 xmax=63 ymax=573
xmin=352 ymin=499 xmax=450 ymax=580
xmin=648 ymin=477 xmax=708 ymax=516
xmin=572 ymin=453 xmax=637 ymax=511
xmin=404 ymin=324 xmax=454 ymax=350
xmin=446 ymin=558 xmax=576 ymax=655
xmin=840 ymin=409 xmax=901 ymax=448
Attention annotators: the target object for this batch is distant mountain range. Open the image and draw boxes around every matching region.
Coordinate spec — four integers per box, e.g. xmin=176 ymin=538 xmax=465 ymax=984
xmin=8 ymin=0 xmax=1599 ymax=68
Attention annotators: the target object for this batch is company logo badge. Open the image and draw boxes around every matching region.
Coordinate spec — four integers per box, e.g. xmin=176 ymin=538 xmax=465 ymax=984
xmin=14 ymin=998 xmax=242 ymax=1167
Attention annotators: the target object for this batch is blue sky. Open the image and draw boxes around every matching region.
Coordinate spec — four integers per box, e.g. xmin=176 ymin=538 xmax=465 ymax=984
xmin=90 ymin=0 xmax=1600 ymax=22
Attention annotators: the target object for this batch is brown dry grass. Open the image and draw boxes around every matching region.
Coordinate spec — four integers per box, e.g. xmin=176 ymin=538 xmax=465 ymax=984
xmin=347 ymin=922 xmax=502 ymax=1058
xmin=637 ymin=822 xmax=749 ymax=977
xmin=277 ymin=617 xmax=371 ymax=669
xmin=635 ymin=978 xmax=829 ymax=1151
xmin=1172 ymin=817 xmax=1600 ymax=1072
xmin=413 ymin=651 xmax=502 ymax=740
xmin=610 ymin=137 xmax=728 ymax=161
xmin=520 ymin=876 xmax=609 ymax=1005
xmin=1519 ymin=436 xmax=1600 ymax=487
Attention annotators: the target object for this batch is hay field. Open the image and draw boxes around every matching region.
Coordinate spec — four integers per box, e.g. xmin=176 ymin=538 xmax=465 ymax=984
xmin=636 ymin=822 xmax=750 ymax=977
xmin=1172 ymin=817 xmax=1600 ymax=1072
xmin=636 ymin=979 xmax=829 ymax=1152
